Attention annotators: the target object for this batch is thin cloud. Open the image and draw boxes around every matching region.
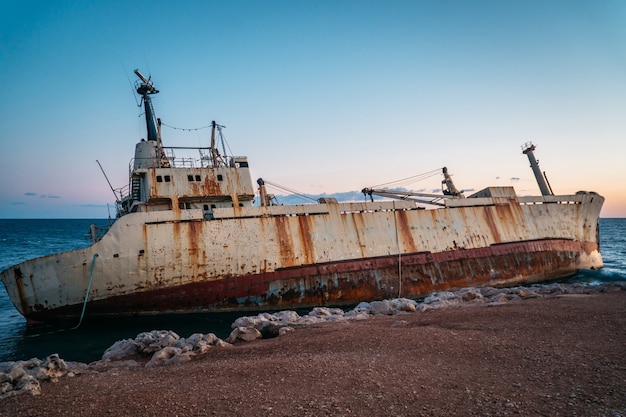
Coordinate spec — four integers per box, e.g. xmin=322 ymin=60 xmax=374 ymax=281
xmin=47 ymin=195 xmax=61 ymax=199
xmin=24 ymin=192 xmax=37 ymax=196
xmin=79 ymin=203 xmax=108 ymax=208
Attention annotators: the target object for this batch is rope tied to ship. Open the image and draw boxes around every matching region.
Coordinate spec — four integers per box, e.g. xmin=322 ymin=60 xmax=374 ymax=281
xmin=392 ymin=201 xmax=402 ymax=298
xmin=71 ymin=254 xmax=98 ymax=330
xmin=4 ymin=254 xmax=100 ymax=340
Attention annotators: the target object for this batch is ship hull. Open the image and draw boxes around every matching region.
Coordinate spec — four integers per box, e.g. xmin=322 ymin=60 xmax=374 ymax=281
xmin=1 ymin=188 xmax=604 ymax=323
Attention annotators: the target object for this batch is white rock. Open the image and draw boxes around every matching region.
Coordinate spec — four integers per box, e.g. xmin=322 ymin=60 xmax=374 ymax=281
xmin=278 ymin=326 xmax=295 ymax=336
xmin=43 ymin=354 xmax=68 ymax=383
xmin=368 ymin=300 xmax=395 ymax=315
xmin=390 ymin=298 xmax=419 ymax=312
xmin=203 ymin=333 xmax=220 ymax=345
xmin=422 ymin=291 xmax=462 ymax=309
xmin=457 ymin=288 xmax=485 ymax=303
xmin=231 ymin=315 xmax=271 ymax=330
xmin=226 ymin=327 xmax=262 ymax=343
xmin=1 ymin=381 xmax=12 ymax=395
xmin=308 ymin=307 xmax=344 ymax=317
xmin=344 ymin=311 xmax=370 ymax=321
xmin=19 ymin=358 xmax=42 ymax=370
xmin=7 ymin=363 xmax=25 ymax=383
xmin=146 ymin=347 xmax=182 ymax=367
xmin=274 ymin=310 xmax=300 ymax=324
xmin=135 ymin=330 xmax=180 ymax=354
xmin=102 ymin=338 xmax=138 ymax=361
xmin=295 ymin=316 xmax=323 ymax=325
xmin=215 ymin=340 xmax=232 ymax=348
xmin=15 ymin=374 xmax=41 ymax=396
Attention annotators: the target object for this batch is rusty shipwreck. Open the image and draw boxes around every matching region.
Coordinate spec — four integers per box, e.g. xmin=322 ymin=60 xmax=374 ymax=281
xmin=1 ymin=71 xmax=604 ymax=323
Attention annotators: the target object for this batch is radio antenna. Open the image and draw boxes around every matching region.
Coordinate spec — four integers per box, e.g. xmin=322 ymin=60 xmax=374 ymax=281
xmin=97 ymin=160 xmax=120 ymax=203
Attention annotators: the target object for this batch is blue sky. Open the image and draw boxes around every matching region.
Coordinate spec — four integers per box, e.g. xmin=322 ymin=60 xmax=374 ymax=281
xmin=1 ymin=0 xmax=625 ymax=218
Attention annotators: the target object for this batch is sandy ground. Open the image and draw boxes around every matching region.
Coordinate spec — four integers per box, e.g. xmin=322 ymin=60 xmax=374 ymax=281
xmin=1 ymin=291 xmax=625 ymax=417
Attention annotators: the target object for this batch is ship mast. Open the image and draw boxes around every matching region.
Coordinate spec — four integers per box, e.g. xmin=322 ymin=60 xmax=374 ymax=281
xmin=521 ymin=142 xmax=553 ymax=196
xmin=134 ymin=69 xmax=169 ymax=167
xmin=134 ymin=69 xmax=159 ymax=142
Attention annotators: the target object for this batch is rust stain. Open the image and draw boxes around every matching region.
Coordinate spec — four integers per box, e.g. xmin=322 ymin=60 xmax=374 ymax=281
xmin=297 ymin=215 xmax=315 ymax=264
xmin=13 ymin=267 xmax=31 ymax=316
xmin=483 ymin=207 xmax=502 ymax=242
xmin=349 ymin=212 xmax=366 ymax=254
xmin=395 ymin=210 xmax=418 ymax=253
xmin=274 ymin=216 xmax=295 ymax=266
xmin=201 ymin=174 xmax=222 ymax=196
xmin=187 ymin=220 xmax=204 ymax=279
xmin=21 ymin=237 xmax=598 ymax=322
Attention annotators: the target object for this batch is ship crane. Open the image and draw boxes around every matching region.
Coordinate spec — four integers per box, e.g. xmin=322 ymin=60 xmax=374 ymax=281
xmin=521 ymin=142 xmax=554 ymax=196
xmin=362 ymin=167 xmax=464 ymax=207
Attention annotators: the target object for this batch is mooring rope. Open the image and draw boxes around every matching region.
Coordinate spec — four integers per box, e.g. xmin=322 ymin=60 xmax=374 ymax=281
xmin=4 ymin=253 xmax=100 ymax=340
xmin=392 ymin=201 xmax=402 ymax=298
xmin=71 ymin=254 xmax=98 ymax=330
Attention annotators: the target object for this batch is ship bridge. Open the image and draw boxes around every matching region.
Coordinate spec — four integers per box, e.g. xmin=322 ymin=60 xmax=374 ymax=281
xmin=125 ymin=142 xmax=255 ymax=216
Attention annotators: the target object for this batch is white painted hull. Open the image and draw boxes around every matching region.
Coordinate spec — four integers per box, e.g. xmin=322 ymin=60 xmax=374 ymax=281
xmin=1 ymin=188 xmax=604 ymax=322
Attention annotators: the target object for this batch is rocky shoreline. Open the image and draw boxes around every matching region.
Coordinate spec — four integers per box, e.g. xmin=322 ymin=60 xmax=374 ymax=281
xmin=1 ymin=281 xmax=625 ymax=416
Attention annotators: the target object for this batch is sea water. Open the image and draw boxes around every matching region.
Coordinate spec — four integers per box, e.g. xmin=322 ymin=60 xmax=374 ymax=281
xmin=1 ymin=218 xmax=625 ymax=363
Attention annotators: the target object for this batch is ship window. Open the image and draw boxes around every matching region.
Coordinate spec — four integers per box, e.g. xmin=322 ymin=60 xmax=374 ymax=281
xmin=195 ymin=175 xmax=201 ymax=181
xmin=239 ymin=203 xmax=243 ymax=207
xmin=203 ymin=204 xmax=209 ymax=211
xmin=211 ymin=204 xmax=216 ymax=209
xmin=217 ymin=174 xmax=223 ymax=181
xmin=165 ymin=175 xmax=171 ymax=182
xmin=156 ymin=176 xmax=163 ymax=182
xmin=239 ymin=162 xmax=249 ymax=168
xmin=188 ymin=175 xmax=194 ymax=181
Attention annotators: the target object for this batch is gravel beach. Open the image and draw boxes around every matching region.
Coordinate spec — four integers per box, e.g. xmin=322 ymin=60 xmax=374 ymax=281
xmin=1 ymin=290 xmax=625 ymax=417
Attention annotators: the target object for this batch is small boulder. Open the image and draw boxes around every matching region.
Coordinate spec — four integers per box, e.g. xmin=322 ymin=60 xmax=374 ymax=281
xmin=15 ymin=374 xmax=41 ymax=396
xmin=135 ymin=330 xmax=180 ymax=354
xmin=42 ymin=354 xmax=68 ymax=383
xmin=278 ymin=326 xmax=295 ymax=336
xmin=102 ymin=338 xmax=138 ymax=361
xmin=146 ymin=347 xmax=195 ymax=367
xmin=226 ymin=327 xmax=262 ymax=343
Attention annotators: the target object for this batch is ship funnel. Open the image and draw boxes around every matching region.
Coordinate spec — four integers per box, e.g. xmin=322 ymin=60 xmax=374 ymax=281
xmin=522 ymin=142 xmax=553 ymax=196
